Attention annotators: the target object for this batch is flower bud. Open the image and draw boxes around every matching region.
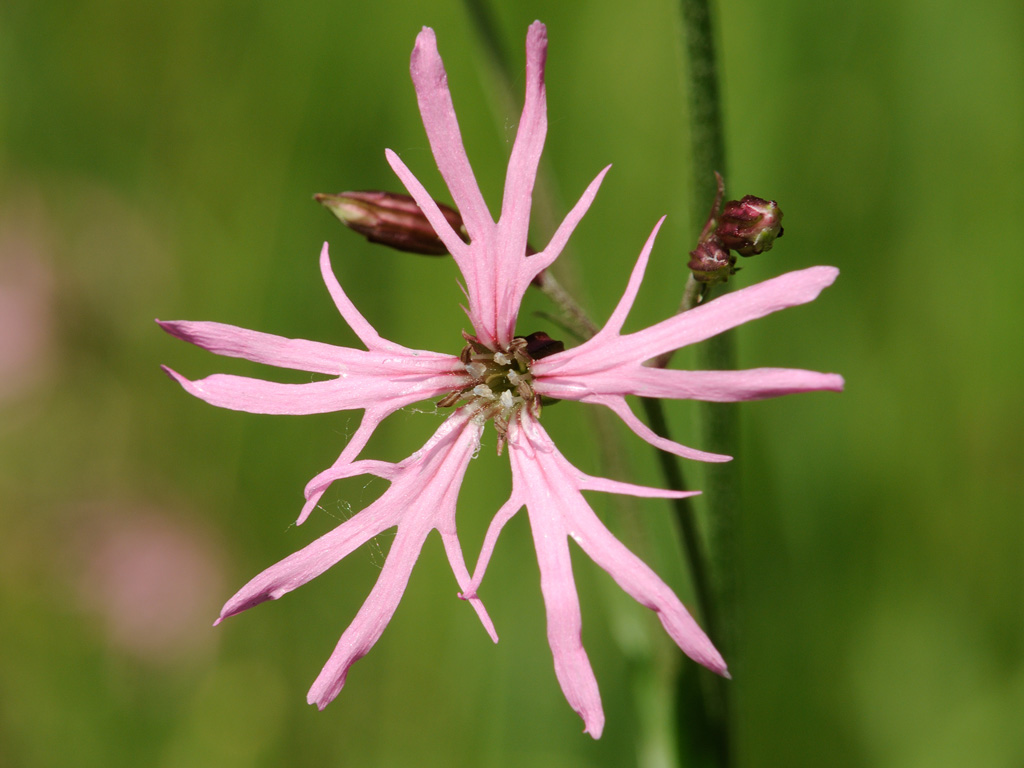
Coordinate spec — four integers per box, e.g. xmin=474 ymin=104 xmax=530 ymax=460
xmin=716 ymin=195 xmax=783 ymax=257
xmin=687 ymin=234 xmax=736 ymax=284
xmin=315 ymin=191 xmax=466 ymax=256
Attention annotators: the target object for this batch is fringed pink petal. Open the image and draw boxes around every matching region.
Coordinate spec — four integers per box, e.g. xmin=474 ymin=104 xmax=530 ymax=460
xmin=590 ymin=216 xmax=664 ymax=342
xmin=530 ymin=262 xmax=841 ymax=470
xmin=463 ymin=494 xmax=524 ymax=600
xmin=537 ymin=365 xmax=845 ymax=403
xmin=409 ymin=27 xmax=493 ymax=241
xmin=613 ymin=266 xmax=841 ymax=364
xmin=604 ymin=366 xmax=845 ymax=401
xmin=161 ymin=367 xmax=360 ymax=415
xmin=161 ymin=363 xmax=458 ymax=416
xmin=297 ymin=405 xmax=397 ymax=525
xmin=307 ymin=521 xmax=430 ymax=709
xmin=216 ymin=501 xmax=398 ymax=624
xmin=301 ymin=412 xmax=486 ymax=706
xmin=496 ymin=21 xmax=548 ymax=274
xmin=386 ymin=144 xmax=497 ymax=346
xmin=503 ymin=415 xmax=725 ymax=735
xmin=438 ymin=527 xmax=498 ymax=643
xmin=525 ymin=166 xmax=611 ymax=287
xmin=582 ymin=394 xmax=732 ymax=462
xmin=507 ymin=425 xmax=604 ymax=736
xmin=501 ymin=416 xmax=725 ymax=736
xmin=386 ymin=143 xmax=501 ymax=346
xmin=385 ymin=149 xmax=474 ymax=262
xmin=216 ymin=411 xmax=489 ymax=710
xmin=156 ymin=319 xmax=350 ymax=375
xmin=319 ymin=243 xmax=452 ymax=356
xmin=529 ymin=505 xmax=605 ymax=738
xmin=577 ymin=472 xmax=701 ymax=500
xmin=536 ymin=266 xmax=840 ymax=378
xmin=571 ymin=503 xmax=728 ymax=675
xmin=398 ymin=22 xmax=608 ymax=349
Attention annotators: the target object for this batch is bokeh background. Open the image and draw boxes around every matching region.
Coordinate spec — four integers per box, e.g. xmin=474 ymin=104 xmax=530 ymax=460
xmin=1 ymin=0 xmax=1021 ymax=766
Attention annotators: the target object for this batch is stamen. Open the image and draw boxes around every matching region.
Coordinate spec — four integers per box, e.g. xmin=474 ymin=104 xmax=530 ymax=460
xmin=439 ymin=332 xmax=561 ymax=451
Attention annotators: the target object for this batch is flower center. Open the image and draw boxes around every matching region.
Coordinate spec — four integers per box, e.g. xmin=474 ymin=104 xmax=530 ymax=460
xmin=439 ymin=331 xmax=563 ymax=450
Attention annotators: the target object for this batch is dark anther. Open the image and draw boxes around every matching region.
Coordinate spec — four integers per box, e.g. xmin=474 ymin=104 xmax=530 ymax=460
xmin=523 ymin=331 xmax=564 ymax=360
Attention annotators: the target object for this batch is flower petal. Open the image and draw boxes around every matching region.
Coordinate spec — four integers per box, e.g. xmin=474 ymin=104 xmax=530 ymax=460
xmin=161 ymin=366 xmax=369 ymax=415
xmin=161 ymin=359 xmax=460 ymax=415
xmin=530 ymin=263 xmax=842 ymax=466
xmin=620 ymin=265 xmax=840 ymax=362
xmin=462 ymin=494 xmax=523 ymax=600
xmin=216 ymin=500 xmax=397 ymax=623
xmin=587 ymin=216 xmax=663 ymax=343
xmin=538 ymin=366 xmax=845 ymax=403
xmin=528 ymin=501 xmax=605 ymax=738
xmin=524 ymin=165 xmax=611 ymax=285
xmin=307 ymin=520 xmax=430 ymax=709
xmin=318 ymin=243 xmax=438 ymax=356
xmin=509 ymin=416 xmax=727 ymax=671
xmin=304 ymin=412 xmax=490 ymax=706
xmin=572 ymin=507 xmax=729 ymax=676
xmin=537 ymin=265 xmax=841 ymax=376
xmin=297 ymin=404 xmax=394 ymax=525
xmin=409 ymin=27 xmax=492 ymax=241
xmin=581 ymin=394 xmax=732 ymax=462
xmin=386 ymin=149 xmax=473 ymax=262
xmin=395 ymin=21 xmax=606 ymax=351
xmin=496 ymin=21 xmax=548 ymax=269
xmin=157 ymin=319 xmax=352 ymax=376
xmin=477 ymin=414 xmax=726 ymax=737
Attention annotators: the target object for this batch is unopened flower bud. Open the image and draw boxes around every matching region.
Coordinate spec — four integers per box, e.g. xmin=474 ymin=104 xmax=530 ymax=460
xmin=687 ymin=235 xmax=736 ymax=284
xmin=315 ymin=191 xmax=466 ymax=256
xmin=716 ymin=195 xmax=783 ymax=257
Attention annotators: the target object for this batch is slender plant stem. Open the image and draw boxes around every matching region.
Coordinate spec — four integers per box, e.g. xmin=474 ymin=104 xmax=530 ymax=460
xmin=532 ymin=269 xmax=598 ymax=340
xmin=681 ymin=0 xmax=727 ymax=217
xmin=680 ymin=0 xmax=736 ymax=763
xmin=639 ymin=399 xmax=717 ymax=638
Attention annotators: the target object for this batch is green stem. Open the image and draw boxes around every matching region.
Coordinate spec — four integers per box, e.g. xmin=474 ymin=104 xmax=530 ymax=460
xmin=532 ymin=270 xmax=598 ymax=341
xmin=681 ymin=0 xmax=727 ymax=216
xmin=680 ymin=0 xmax=737 ymax=763
xmin=639 ymin=399 xmax=717 ymax=640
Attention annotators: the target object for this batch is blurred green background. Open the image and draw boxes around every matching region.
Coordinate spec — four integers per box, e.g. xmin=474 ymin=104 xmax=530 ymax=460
xmin=1 ymin=0 xmax=1021 ymax=766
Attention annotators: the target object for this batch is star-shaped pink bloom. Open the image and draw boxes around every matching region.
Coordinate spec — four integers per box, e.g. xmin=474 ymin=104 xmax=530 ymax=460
xmin=159 ymin=21 xmax=842 ymax=738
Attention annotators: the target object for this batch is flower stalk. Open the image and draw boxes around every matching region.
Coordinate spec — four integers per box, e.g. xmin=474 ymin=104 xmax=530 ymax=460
xmin=679 ymin=0 xmax=735 ymax=763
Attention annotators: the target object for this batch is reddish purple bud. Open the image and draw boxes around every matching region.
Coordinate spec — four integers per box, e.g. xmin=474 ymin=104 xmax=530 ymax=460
xmin=716 ymin=195 xmax=784 ymax=257
xmin=315 ymin=190 xmax=466 ymax=256
xmin=686 ymin=171 xmax=735 ymax=284
xmin=687 ymin=234 xmax=736 ymax=284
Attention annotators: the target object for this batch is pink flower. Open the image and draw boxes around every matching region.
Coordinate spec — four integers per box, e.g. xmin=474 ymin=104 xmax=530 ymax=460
xmin=160 ymin=21 xmax=842 ymax=737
